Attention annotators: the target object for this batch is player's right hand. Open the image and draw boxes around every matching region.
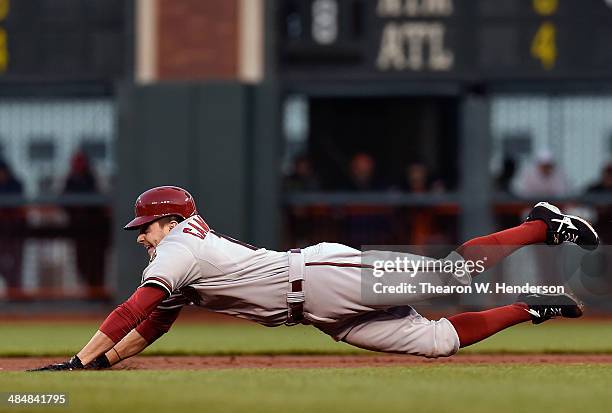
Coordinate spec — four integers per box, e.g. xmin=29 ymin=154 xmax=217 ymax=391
xmin=27 ymin=355 xmax=84 ymax=372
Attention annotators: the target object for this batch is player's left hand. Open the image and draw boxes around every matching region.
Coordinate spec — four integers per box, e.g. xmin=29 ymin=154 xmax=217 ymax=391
xmin=27 ymin=355 xmax=84 ymax=372
xmin=85 ymin=354 xmax=111 ymax=370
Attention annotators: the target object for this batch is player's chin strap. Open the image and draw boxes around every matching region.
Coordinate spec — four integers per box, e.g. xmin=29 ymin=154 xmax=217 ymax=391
xmin=286 ymin=248 xmax=305 ymax=325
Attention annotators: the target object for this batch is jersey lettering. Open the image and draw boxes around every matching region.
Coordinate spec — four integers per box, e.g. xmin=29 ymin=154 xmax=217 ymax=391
xmin=183 ymin=215 xmax=210 ymax=240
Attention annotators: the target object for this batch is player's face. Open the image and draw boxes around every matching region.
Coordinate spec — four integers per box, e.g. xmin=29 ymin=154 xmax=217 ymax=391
xmin=136 ymin=220 xmax=177 ymax=257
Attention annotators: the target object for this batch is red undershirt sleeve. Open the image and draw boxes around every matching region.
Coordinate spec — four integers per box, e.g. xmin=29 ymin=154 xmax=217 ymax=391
xmin=135 ymin=306 xmax=183 ymax=344
xmin=99 ymin=286 xmax=168 ymax=343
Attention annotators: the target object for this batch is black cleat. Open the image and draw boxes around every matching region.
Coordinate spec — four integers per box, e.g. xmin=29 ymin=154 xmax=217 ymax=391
xmin=517 ymin=292 xmax=584 ymax=325
xmin=526 ymin=202 xmax=599 ymax=250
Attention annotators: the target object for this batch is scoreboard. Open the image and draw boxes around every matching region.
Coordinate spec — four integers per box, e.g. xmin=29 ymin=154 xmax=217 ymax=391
xmin=279 ymin=0 xmax=612 ymax=82
xmin=0 ymin=0 xmax=128 ymax=82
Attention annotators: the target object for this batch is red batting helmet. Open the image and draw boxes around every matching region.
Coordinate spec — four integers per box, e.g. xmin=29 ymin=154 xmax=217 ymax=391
xmin=124 ymin=186 xmax=198 ymax=230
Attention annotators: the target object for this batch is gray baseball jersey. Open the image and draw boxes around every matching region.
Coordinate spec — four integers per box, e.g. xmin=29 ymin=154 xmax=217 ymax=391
xmin=141 ymin=216 xmax=289 ymax=326
xmin=140 ymin=215 xmax=460 ymax=357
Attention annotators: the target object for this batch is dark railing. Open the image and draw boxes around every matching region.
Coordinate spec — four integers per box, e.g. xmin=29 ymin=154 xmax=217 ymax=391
xmin=283 ymin=191 xmax=612 ymax=247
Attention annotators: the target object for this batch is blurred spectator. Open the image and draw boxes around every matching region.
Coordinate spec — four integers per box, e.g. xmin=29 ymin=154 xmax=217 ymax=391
xmin=346 ymin=153 xmax=383 ymax=191
xmin=64 ymin=151 xmax=99 ymax=193
xmin=0 ymin=157 xmax=26 ymax=299
xmin=62 ymin=150 xmax=110 ymax=299
xmin=404 ymin=162 xmax=428 ymax=193
xmin=343 ymin=153 xmax=389 ymax=245
xmin=394 ymin=162 xmax=450 ymax=247
xmin=513 ymin=150 xmax=570 ymax=197
xmin=284 ymin=154 xmax=320 ymax=191
xmin=284 ymin=154 xmax=321 ymax=247
xmin=495 ymin=157 xmax=517 ymax=193
xmin=400 ymin=162 xmax=447 ymax=194
xmin=587 ymin=163 xmax=612 ymax=193
xmin=0 ymin=158 xmax=23 ymax=194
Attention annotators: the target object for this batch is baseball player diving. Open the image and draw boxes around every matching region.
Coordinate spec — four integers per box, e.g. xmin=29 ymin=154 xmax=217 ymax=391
xmin=30 ymin=186 xmax=598 ymax=370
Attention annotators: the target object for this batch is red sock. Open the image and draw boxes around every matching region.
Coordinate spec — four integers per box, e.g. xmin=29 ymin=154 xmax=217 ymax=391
xmin=447 ymin=303 xmax=532 ymax=348
xmin=456 ymin=221 xmax=547 ymax=274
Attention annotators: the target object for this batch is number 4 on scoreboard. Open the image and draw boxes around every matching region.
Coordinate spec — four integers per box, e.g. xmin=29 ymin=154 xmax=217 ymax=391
xmin=531 ymin=22 xmax=557 ymax=70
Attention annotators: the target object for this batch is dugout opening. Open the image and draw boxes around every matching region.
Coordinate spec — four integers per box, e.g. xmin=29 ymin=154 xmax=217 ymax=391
xmin=284 ymin=95 xmax=460 ymax=192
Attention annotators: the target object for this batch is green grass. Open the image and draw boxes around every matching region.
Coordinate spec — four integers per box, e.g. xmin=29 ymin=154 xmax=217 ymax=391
xmin=1 ymin=365 xmax=612 ymax=413
xmin=1 ymin=320 xmax=612 ymax=356
xmin=0 ymin=323 xmax=354 ymax=356
xmin=2 ymin=321 xmax=611 ymax=413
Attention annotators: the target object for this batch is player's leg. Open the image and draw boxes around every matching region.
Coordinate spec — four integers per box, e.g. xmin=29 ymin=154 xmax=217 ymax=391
xmin=323 ymin=292 xmax=583 ymax=358
xmin=456 ymin=202 xmax=599 ymax=273
xmin=318 ymin=306 xmax=462 ymax=358
xmin=447 ymin=292 xmax=583 ymax=348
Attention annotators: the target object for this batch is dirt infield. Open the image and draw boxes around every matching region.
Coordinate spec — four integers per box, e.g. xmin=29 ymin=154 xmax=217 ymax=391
xmin=4 ymin=354 xmax=612 ymax=371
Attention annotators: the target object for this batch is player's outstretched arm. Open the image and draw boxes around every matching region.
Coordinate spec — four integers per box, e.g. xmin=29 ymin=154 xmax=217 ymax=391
xmin=86 ymin=305 xmax=183 ymax=369
xmin=107 ymin=329 xmax=150 ymax=363
xmin=76 ymin=330 xmax=116 ymax=364
xmin=27 ymin=286 xmax=168 ymax=371
xmin=85 ymin=330 xmax=149 ymax=369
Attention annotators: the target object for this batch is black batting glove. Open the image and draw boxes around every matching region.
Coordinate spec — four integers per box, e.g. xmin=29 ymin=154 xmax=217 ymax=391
xmin=85 ymin=354 xmax=111 ymax=370
xmin=27 ymin=355 xmax=84 ymax=372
